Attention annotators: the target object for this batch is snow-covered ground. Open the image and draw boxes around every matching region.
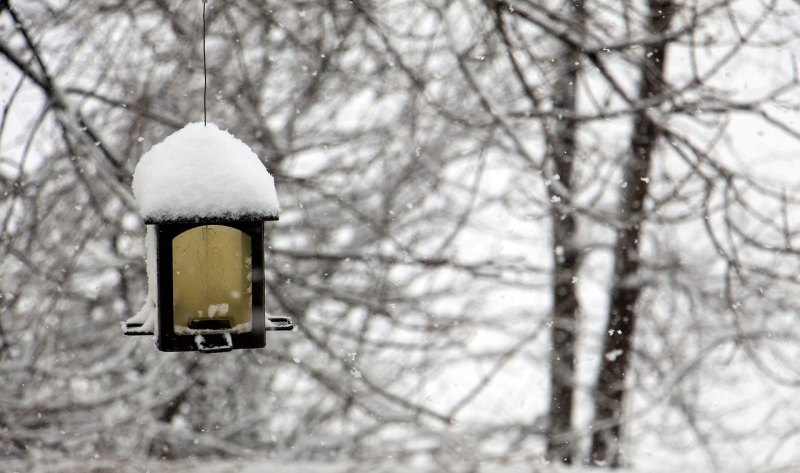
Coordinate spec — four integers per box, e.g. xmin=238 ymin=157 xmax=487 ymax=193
xmin=11 ymin=458 xmax=800 ymax=473
xmin=6 ymin=460 xmax=632 ymax=473
xmin=173 ymin=461 xmax=619 ymax=473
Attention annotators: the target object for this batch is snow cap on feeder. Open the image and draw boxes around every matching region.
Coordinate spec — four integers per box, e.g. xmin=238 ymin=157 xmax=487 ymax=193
xmin=132 ymin=122 xmax=279 ymax=222
xmin=123 ymin=122 xmax=292 ymax=353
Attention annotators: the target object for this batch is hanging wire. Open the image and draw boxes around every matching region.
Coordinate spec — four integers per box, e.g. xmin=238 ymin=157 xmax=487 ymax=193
xmin=202 ymin=0 xmax=208 ymax=126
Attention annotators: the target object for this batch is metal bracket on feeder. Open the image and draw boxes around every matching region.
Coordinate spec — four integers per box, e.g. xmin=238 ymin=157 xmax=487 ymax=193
xmin=195 ymin=333 xmax=233 ymax=354
xmin=266 ymin=315 xmax=294 ymax=331
xmin=122 ymin=321 xmax=154 ymax=336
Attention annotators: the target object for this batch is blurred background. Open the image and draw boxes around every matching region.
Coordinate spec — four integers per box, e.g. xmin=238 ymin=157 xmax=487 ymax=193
xmin=1 ymin=1 xmax=800 ymax=471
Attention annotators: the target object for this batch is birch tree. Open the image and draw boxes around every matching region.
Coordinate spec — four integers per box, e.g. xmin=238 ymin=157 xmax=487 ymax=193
xmin=474 ymin=0 xmax=800 ymax=467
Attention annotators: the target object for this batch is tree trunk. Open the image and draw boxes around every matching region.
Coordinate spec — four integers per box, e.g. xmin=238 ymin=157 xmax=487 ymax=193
xmin=590 ymin=0 xmax=675 ymax=467
xmin=545 ymin=0 xmax=585 ymax=464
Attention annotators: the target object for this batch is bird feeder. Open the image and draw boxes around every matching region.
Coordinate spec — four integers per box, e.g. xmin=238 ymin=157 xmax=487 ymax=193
xmin=123 ymin=122 xmax=292 ymax=353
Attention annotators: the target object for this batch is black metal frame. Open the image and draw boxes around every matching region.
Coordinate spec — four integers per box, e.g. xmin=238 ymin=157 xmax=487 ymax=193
xmin=152 ymin=217 xmax=271 ymax=353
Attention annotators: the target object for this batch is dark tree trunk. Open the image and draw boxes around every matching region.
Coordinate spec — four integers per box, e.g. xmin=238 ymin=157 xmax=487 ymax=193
xmin=589 ymin=0 xmax=675 ymax=467
xmin=545 ymin=0 xmax=585 ymax=464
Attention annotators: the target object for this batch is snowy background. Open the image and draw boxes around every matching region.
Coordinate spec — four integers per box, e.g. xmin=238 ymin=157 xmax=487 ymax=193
xmin=1 ymin=1 xmax=800 ymax=472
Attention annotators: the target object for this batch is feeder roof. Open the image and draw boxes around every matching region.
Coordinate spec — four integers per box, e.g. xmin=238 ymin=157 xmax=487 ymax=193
xmin=132 ymin=122 xmax=280 ymax=223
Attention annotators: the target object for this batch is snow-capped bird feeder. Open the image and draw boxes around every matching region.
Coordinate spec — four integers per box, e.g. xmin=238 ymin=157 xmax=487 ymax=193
xmin=123 ymin=122 xmax=292 ymax=353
